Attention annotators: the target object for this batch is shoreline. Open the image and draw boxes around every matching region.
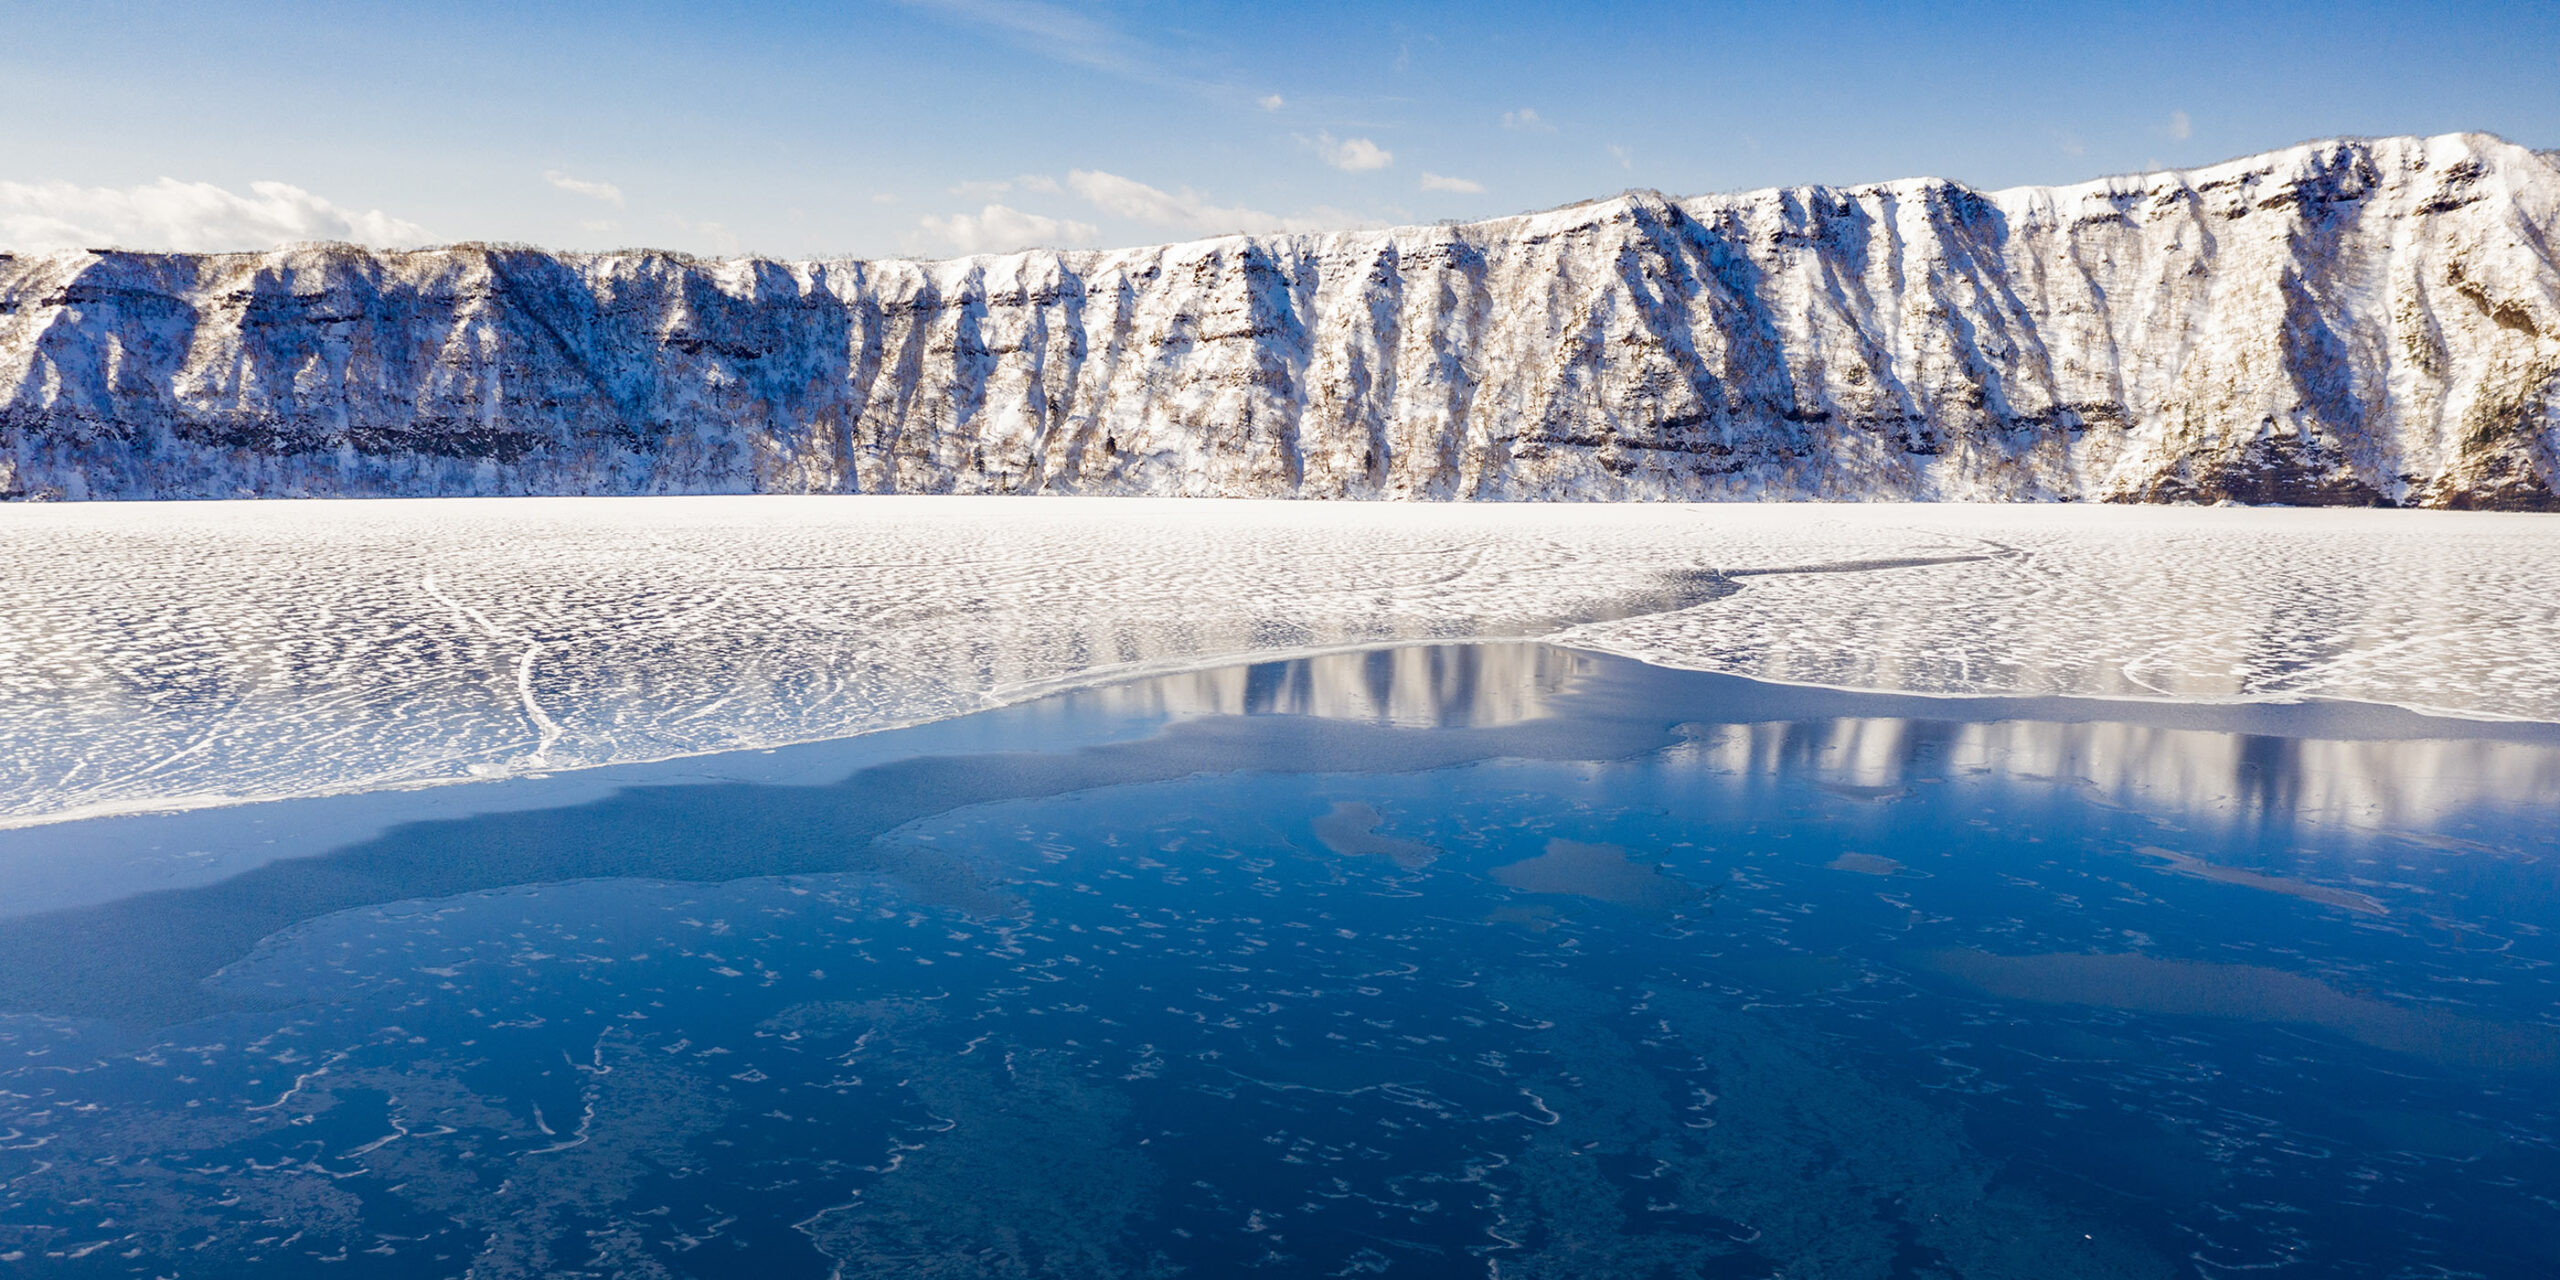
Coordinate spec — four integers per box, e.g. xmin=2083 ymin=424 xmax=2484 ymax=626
xmin=5 ymin=639 xmax=2556 ymax=926
xmin=8 ymin=627 xmax=2559 ymax=838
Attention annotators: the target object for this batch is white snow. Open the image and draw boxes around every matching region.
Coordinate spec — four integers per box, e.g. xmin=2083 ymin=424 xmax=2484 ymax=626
xmin=5 ymin=133 xmax=2555 ymax=507
xmin=3 ymin=496 xmax=2555 ymax=828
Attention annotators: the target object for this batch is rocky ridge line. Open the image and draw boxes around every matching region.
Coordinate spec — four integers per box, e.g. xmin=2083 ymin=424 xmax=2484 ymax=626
xmin=2 ymin=132 xmax=2555 ymax=506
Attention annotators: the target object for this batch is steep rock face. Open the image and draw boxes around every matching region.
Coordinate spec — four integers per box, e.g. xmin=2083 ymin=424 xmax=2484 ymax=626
xmin=3 ymin=132 xmax=2556 ymax=505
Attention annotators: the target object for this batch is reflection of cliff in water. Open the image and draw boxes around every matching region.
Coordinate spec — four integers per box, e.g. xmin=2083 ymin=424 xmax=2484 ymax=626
xmin=1055 ymin=642 xmax=2560 ymax=830
xmin=1672 ymin=716 xmax=2560 ymax=832
xmin=1054 ymin=643 xmax=1587 ymax=729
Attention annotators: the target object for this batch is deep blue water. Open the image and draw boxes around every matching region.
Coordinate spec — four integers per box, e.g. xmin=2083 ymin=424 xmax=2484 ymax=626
xmin=0 ymin=644 xmax=2554 ymax=1278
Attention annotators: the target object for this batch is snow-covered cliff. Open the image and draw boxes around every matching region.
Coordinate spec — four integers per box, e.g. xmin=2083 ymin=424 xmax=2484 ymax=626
xmin=4 ymin=133 xmax=2556 ymax=505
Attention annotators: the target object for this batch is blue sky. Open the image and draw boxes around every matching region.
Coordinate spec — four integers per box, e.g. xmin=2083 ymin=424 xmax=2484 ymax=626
xmin=3 ymin=0 xmax=2554 ymax=257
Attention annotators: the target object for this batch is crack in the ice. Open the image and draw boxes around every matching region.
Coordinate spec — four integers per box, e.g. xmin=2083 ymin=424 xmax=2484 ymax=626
xmin=419 ymin=571 xmax=563 ymax=764
xmin=1720 ymin=553 xmax=1997 ymax=578
xmin=1586 ymin=553 xmax=1997 ymax=630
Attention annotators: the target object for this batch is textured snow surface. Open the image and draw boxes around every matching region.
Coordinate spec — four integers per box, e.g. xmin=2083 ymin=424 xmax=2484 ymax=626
xmin=4 ymin=134 xmax=2557 ymax=507
xmin=4 ymin=496 xmax=2555 ymax=827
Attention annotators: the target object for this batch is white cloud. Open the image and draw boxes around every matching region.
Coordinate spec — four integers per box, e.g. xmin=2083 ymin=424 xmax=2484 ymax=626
xmin=1258 ymin=94 xmax=1285 ymax=111
xmin=1294 ymin=204 xmax=1373 ymax=232
xmin=1061 ymin=170 xmax=1366 ymax=239
xmin=578 ymin=219 xmax=619 ymax=234
xmin=2168 ymin=110 xmax=2193 ymax=141
xmin=544 ymin=170 xmax=625 ymax=207
xmin=1501 ymin=107 xmax=1555 ymax=134
xmin=1016 ymin=173 xmax=1063 ymax=194
xmin=0 ymin=178 xmax=430 ymax=254
xmin=1314 ymin=133 xmax=1394 ymax=172
xmin=1606 ymin=143 xmax=1633 ymax=169
xmin=1067 ymin=169 xmax=1282 ymax=235
xmin=917 ymin=202 xmax=1101 ymax=254
xmin=948 ymin=178 xmax=1015 ymax=198
xmin=1419 ymin=172 xmax=1484 ymax=194
xmin=665 ymin=215 xmax=741 ymax=255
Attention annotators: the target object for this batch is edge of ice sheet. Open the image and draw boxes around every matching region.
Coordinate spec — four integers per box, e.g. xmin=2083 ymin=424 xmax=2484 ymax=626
xmin=4 ymin=632 xmax=2556 ymax=838
xmin=0 ymin=637 xmax=1522 ymax=832
xmin=5 ymin=639 xmax=2557 ymax=926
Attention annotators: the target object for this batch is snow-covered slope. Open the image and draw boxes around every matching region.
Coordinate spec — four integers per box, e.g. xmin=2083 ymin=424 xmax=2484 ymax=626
xmin=4 ymin=132 xmax=2556 ymax=505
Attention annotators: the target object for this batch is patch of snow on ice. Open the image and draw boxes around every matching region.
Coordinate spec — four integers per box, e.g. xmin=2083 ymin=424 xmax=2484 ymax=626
xmin=1 ymin=497 xmax=2554 ymax=826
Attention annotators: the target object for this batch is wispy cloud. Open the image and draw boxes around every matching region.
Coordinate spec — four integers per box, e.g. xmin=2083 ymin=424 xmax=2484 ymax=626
xmin=1312 ymin=133 xmax=1394 ymax=172
xmin=2168 ymin=109 xmax=2193 ymax=141
xmin=1501 ymin=107 xmax=1555 ymax=134
xmin=896 ymin=0 xmax=1231 ymax=95
xmin=1606 ymin=143 xmax=1633 ymax=169
xmin=896 ymin=0 xmax=1131 ymax=70
xmin=949 ymin=173 xmax=1063 ymax=200
xmin=544 ymin=170 xmax=625 ymax=207
xmin=0 ymin=178 xmax=429 ymax=253
xmin=1257 ymin=94 xmax=1285 ymax=111
xmin=917 ymin=202 xmax=1101 ymax=254
xmin=1419 ymin=172 xmax=1484 ymax=194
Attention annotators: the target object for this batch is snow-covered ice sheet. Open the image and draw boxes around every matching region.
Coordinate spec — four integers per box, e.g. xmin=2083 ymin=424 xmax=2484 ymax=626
xmin=4 ymin=496 xmax=2555 ymax=827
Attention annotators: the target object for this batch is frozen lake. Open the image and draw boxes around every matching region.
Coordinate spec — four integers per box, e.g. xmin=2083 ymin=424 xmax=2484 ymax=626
xmin=5 ymin=497 xmax=2558 ymax=825
xmin=6 ymin=497 xmax=2559 ymax=1276
xmin=1 ymin=645 xmax=2555 ymax=1277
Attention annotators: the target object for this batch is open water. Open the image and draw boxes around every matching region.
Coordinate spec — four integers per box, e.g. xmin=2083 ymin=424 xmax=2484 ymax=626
xmin=0 ymin=644 xmax=2553 ymax=1277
